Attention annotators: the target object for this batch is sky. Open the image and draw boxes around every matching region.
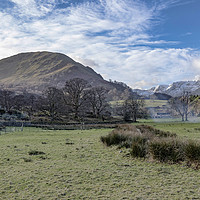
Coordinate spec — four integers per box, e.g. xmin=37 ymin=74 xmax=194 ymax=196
xmin=0 ymin=0 xmax=200 ymax=89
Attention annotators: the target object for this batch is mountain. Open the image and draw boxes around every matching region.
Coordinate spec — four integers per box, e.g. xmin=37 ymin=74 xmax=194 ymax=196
xmin=133 ymin=81 xmax=200 ymax=98
xmin=0 ymin=51 xmax=131 ymax=99
xmin=162 ymin=81 xmax=200 ymax=97
xmin=153 ymin=85 xmax=169 ymax=94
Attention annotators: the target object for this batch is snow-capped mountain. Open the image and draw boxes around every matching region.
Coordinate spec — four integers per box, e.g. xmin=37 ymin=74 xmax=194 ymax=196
xmin=133 ymin=81 xmax=200 ymax=97
xmin=153 ymin=85 xmax=169 ymax=93
xmin=164 ymin=81 xmax=200 ymax=97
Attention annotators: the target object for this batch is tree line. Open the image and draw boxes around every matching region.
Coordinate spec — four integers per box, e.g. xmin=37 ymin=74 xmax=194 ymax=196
xmin=0 ymin=78 xmax=146 ymax=123
xmin=1 ymin=78 xmax=199 ymax=123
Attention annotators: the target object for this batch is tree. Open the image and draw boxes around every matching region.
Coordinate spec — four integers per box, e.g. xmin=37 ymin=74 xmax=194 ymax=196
xmin=120 ymin=95 xmax=145 ymax=122
xmin=190 ymin=95 xmax=200 ymax=117
xmin=25 ymin=94 xmax=38 ymax=117
xmin=12 ymin=94 xmax=27 ymax=111
xmin=169 ymin=91 xmax=191 ymax=121
xmin=38 ymin=87 xmax=63 ymax=122
xmin=63 ymin=78 xmax=89 ymax=119
xmin=87 ymin=87 xmax=110 ymax=119
xmin=0 ymin=89 xmax=15 ymax=112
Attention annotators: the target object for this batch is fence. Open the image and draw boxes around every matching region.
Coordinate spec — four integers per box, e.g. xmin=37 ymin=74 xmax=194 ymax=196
xmin=0 ymin=121 xmax=25 ymax=135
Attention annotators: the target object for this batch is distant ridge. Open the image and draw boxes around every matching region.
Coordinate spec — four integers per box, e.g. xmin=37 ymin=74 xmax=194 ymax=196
xmin=133 ymin=80 xmax=200 ymax=98
xmin=0 ymin=51 xmax=131 ymax=100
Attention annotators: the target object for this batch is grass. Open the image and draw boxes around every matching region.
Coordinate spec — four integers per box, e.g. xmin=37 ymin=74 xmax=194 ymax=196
xmin=139 ymin=119 xmax=200 ymax=140
xmin=0 ymin=126 xmax=200 ymax=199
xmin=144 ymin=99 xmax=168 ymax=107
xmin=110 ymin=99 xmax=168 ymax=108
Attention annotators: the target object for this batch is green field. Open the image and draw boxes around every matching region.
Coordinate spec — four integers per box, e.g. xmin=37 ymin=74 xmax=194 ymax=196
xmin=0 ymin=124 xmax=200 ymax=199
xmin=110 ymin=99 xmax=168 ymax=108
xmin=144 ymin=99 xmax=168 ymax=107
xmin=139 ymin=119 xmax=200 ymax=140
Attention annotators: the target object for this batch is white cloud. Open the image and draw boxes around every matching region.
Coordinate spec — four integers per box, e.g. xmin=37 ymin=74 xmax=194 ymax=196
xmin=0 ymin=0 xmax=199 ymax=89
xmin=192 ymin=59 xmax=200 ymax=71
xmin=10 ymin=0 xmax=55 ymax=17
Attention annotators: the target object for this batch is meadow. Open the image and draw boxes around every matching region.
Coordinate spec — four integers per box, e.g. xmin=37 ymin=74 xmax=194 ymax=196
xmin=0 ymin=123 xmax=200 ymax=199
xmin=109 ymin=99 xmax=168 ymax=107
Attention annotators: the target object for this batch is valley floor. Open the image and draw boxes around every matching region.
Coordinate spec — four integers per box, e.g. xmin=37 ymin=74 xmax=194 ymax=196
xmin=0 ymin=123 xmax=200 ymax=199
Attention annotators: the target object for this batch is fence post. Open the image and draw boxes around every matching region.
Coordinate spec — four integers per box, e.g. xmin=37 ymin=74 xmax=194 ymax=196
xmin=21 ymin=122 xmax=24 ymax=131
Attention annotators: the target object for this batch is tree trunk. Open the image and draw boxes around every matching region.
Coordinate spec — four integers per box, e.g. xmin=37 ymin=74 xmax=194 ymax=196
xmin=181 ymin=114 xmax=184 ymax=121
xmin=185 ymin=113 xmax=188 ymax=121
xmin=132 ymin=113 xmax=137 ymax=122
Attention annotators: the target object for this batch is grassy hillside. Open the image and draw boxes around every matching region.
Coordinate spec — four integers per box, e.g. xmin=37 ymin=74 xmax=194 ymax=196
xmin=0 ymin=52 xmax=109 ymax=92
xmin=0 ymin=124 xmax=200 ymax=199
xmin=0 ymin=51 xmax=131 ymax=100
xmin=0 ymin=52 xmax=75 ymax=81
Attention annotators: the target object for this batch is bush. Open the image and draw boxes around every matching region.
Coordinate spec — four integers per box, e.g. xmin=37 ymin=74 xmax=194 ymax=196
xmin=101 ymin=132 xmax=131 ymax=146
xmin=101 ymin=124 xmax=200 ymax=168
xmin=136 ymin=125 xmax=176 ymax=138
xmin=117 ymin=124 xmax=140 ymax=132
xmin=101 ymin=124 xmax=137 ymax=146
xmin=131 ymin=136 xmax=149 ymax=158
xmin=118 ymin=139 xmax=133 ymax=149
xmin=185 ymin=141 xmax=200 ymax=163
xmin=149 ymin=138 xmax=185 ymax=163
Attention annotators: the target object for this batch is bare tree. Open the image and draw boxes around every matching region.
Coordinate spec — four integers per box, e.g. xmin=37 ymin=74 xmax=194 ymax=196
xmin=169 ymin=91 xmax=191 ymax=121
xmin=87 ymin=87 xmax=110 ymax=119
xmin=38 ymin=87 xmax=63 ymax=122
xmin=63 ymin=78 xmax=89 ymax=119
xmin=119 ymin=95 xmax=145 ymax=122
xmin=12 ymin=94 xmax=27 ymax=111
xmin=26 ymin=94 xmax=38 ymax=117
xmin=0 ymin=89 xmax=15 ymax=112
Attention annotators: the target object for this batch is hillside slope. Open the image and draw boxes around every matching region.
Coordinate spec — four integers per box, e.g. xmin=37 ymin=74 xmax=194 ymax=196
xmin=0 ymin=51 xmax=131 ymax=99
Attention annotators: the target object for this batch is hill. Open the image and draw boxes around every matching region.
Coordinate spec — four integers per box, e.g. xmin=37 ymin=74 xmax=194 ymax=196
xmin=0 ymin=51 xmax=131 ymax=100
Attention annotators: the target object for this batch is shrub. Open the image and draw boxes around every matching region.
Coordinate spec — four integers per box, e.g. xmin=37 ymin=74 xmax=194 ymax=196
xmin=101 ymin=124 xmax=142 ymax=146
xmin=117 ymin=124 xmax=139 ymax=132
xmin=101 ymin=124 xmax=176 ymax=153
xmin=131 ymin=136 xmax=149 ymax=158
xmin=100 ymin=124 xmax=200 ymax=168
xmin=185 ymin=141 xmax=200 ymax=163
xmin=118 ymin=139 xmax=133 ymax=149
xmin=136 ymin=125 xmax=176 ymax=138
xmin=101 ymin=132 xmax=131 ymax=146
xmin=149 ymin=138 xmax=185 ymax=163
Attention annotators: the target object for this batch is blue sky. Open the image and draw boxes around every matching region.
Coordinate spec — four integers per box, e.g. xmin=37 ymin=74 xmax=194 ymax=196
xmin=0 ymin=0 xmax=200 ymax=89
